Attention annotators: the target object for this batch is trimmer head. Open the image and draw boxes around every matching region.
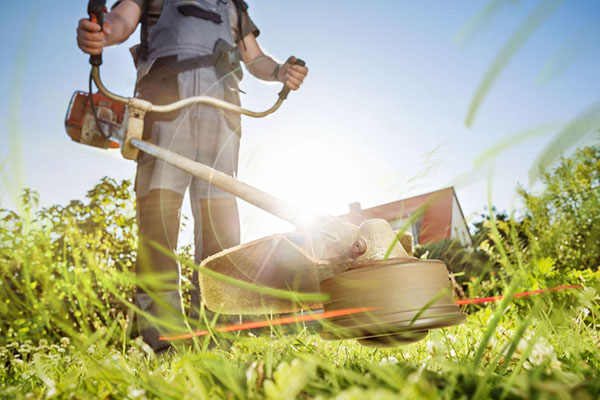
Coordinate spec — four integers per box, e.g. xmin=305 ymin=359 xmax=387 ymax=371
xmin=200 ymin=218 xmax=466 ymax=347
xmin=319 ymin=260 xmax=465 ymax=346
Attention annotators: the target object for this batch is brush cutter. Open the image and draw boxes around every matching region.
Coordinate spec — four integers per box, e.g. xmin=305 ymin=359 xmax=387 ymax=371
xmin=65 ymin=0 xmax=465 ymax=347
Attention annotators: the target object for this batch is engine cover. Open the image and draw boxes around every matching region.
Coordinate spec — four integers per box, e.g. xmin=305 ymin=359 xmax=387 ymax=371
xmin=65 ymin=91 xmax=125 ymax=149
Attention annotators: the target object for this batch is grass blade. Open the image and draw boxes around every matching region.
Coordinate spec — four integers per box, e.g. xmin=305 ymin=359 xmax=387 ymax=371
xmin=465 ymin=0 xmax=564 ymax=127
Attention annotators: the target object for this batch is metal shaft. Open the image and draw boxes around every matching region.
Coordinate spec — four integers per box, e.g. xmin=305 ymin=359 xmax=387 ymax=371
xmin=130 ymin=138 xmax=322 ymax=228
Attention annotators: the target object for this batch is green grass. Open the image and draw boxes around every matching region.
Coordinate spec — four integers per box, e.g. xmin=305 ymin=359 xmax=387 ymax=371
xmin=1 ymin=179 xmax=599 ymax=399
xmin=1 ymin=143 xmax=600 ymax=398
xmin=1 ymin=301 xmax=599 ymax=399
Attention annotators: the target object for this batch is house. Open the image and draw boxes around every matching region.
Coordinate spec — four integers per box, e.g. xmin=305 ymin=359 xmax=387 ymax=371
xmin=340 ymin=187 xmax=472 ymax=247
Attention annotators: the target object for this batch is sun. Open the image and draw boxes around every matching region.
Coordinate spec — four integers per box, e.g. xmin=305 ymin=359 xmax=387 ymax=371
xmin=237 ymin=137 xmax=372 ymax=241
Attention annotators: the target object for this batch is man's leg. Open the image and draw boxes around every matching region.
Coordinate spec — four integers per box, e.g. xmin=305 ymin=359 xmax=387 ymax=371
xmin=187 ymin=91 xmax=241 ymax=318
xmin=190 ymin=197 xmax=241 ymax=319
xmin=136 ymin=189 xmax=186 ymax=352
xmin=199 ymin=198 xmax=241 ymax=259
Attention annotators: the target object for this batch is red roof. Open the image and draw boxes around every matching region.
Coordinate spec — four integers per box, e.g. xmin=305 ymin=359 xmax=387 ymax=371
xmin=340 ymin=187 xmax=455 ymax=244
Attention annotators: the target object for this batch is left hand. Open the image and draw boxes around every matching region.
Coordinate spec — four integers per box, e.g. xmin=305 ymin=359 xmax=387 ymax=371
xmin=278 ymin=56 xmax=308 ymax=90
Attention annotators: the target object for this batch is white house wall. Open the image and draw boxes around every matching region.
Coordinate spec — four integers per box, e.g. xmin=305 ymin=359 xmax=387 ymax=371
xmin=451 ymin=195 xmax=472 ymax=247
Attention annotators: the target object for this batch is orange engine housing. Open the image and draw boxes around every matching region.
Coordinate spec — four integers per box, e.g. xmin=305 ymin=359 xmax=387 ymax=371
xmin=65 ymin=91 xmax=125 ymax=149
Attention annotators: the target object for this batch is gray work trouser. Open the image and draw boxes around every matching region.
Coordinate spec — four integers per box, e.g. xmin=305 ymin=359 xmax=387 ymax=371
xmin=134 ymin=61 xmax=241 ymax=351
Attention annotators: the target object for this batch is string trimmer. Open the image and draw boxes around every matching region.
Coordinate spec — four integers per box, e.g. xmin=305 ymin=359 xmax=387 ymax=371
xmin=65 ymin=0 xmax=465 ymax=347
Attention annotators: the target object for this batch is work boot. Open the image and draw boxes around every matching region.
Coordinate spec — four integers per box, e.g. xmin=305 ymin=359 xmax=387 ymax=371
xmin=136 ymin=290 xmax=188 ymax=353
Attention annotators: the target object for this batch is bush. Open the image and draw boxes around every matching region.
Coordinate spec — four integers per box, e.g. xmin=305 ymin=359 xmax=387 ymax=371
xmin=0 ymin=178 xmax=137 ymax=344
xmin=414 ymin=239 xmax=490 ymax=284
xmin=519 ymin=145 xmax=600 ymax=272
xmin=467 ymin=146 xmax=600 ymax=299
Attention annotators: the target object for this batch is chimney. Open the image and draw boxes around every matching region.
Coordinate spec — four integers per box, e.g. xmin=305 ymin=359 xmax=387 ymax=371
xmin=348 ymin=202 xmax=362 ymax=214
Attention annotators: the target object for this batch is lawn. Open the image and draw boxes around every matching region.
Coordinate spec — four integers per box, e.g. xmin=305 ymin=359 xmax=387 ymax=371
xmin=1 ymin=146 xmax=600 ymax=399
xmin=1 ymin=298 xmax=599 ymax=399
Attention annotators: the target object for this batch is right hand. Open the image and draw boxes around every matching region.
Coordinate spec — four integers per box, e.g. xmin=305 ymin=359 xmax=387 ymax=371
xmin=76 ymin=18 xmax=112 ymax=55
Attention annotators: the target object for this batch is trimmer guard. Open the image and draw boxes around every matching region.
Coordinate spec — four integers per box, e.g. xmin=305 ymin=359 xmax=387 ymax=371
xmin=200 ymin=233 xmax=341 ymax=314
xmin=199 ymin=221 xmax=465 ymax=347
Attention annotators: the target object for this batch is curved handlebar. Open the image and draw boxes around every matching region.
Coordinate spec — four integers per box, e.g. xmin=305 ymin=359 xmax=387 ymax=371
xmin=91 ymin=58 xmax=305 ymax=117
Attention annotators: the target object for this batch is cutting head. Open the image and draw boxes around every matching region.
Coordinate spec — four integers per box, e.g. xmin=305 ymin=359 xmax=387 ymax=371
xmin=200 ymin=232 xmax=337 ymax=314
xmin=200 ymin=217 xmax=465 ymax=347
xmin=319 ymin=260 xmax=465 ymax=345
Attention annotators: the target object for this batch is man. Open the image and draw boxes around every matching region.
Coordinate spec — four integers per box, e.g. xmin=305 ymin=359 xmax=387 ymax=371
xmin=77 ymin=0 xmax=308 ymax=352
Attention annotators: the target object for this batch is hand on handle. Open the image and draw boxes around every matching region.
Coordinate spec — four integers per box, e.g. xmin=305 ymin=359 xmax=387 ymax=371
xmin=82 ymin=0 xmax=108 ymax=65
xmin=278 ymin=57 xmax=308 ymax=100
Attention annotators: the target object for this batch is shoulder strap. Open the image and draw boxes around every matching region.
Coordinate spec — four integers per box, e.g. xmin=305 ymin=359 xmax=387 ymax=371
xmin=231 ymin=0 xmax=249 ymax=49
xmin=231 ymin=0 xmax=249 ymax=13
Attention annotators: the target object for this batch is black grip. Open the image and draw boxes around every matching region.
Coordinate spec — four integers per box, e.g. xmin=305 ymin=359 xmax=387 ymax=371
xmin=90 ymin=54 xmax=103 ymax=67
xmin=88 ymin=0 xmax=107 ymax=66
xmin=278 ymin=58 xmax=306 ymax=100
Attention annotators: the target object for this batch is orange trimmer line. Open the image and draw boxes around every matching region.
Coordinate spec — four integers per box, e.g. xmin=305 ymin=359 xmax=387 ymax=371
xmin=160 ymin=284 xmax=582 ymax=341
xmin=160 ymin=307 xmax=376 ymax=341
xmin=454 ymin=284 xmax=582 ymax=305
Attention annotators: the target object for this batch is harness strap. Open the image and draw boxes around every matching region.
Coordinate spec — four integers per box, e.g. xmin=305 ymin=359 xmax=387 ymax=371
xmin=178 ymin=4 xmax=222 ymax=23
xmin=136 ymin=53 xmax=217 ymax=91
xmin=136 ymin=37 xmax=243 ymax=92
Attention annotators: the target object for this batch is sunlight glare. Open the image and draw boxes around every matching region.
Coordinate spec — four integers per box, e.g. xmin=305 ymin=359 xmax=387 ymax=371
xmin=238 ymin=137 xmax=375 ymax=240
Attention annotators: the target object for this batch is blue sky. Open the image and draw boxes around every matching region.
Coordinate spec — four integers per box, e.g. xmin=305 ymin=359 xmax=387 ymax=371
xmin=1 ymin=1 xmax=599 ymax=242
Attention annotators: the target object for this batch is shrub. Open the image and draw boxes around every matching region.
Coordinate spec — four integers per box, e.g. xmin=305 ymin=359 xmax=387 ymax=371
xmin=414 ymin=239 xmax=490 ymax=283
xmin=466 ymin=146 xmax=600 ymax=299
xmin=0 ymin=178 xmax=137 ymax=344
xmin=519 ymin=145 xmax=600 ymax=272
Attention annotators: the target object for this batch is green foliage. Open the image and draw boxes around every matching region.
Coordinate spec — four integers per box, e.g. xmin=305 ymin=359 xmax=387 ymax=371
xmin=414 ymin=238 xmax=490 ymax=285
xmin=459 ymin=146 xmax=600 ymax=299
xmin=472 ymin=210 xmax=530 ymax=268
xmin=1 ymin=147 xmax=600 ymax=398
xmin=465 ymin=210 xmax=529 ymax=298
xmin=0 ymin=177 xmax=137 ymax=343
xmin=519 ymin=145 xmax=600 ymax=272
